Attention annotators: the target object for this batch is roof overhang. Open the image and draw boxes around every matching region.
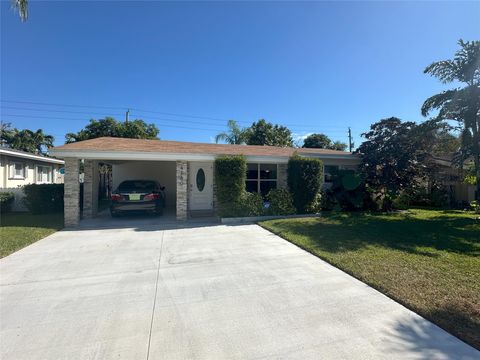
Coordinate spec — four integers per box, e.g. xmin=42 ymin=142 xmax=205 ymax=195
xmin=0 ymin=148 xmax=65 ymax=164
xmin=49 ymin=149 xmax=360 ymax=164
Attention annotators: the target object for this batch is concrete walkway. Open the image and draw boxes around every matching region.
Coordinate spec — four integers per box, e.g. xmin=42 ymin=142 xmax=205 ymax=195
xmin=0 ymin=222 xmax=478 ymax=359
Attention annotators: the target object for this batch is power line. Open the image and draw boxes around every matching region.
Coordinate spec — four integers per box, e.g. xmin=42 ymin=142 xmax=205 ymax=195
xmin=1 ymin=114 xmax=229 ymax=132
xmin=1 ymin=106 xmax=356 ymax=134
xmin=1 ymin=99 xmax=362 ymax=132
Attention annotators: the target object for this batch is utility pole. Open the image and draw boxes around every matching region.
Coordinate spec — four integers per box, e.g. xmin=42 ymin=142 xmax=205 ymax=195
xmin=125 ymin=109 xmax=130 ymax=123
xmin=348 ymin=127 xmax=354 ymax=152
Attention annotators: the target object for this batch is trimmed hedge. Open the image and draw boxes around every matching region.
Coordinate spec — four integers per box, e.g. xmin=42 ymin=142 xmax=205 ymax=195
xmin=215 ymin=155 xmax=247 ymax=205
xmin=221 ymin=192 xmax=264 ymax=218
xmin=23 ymin=184 xmax=64 ymax=214
xmin=0 ymin=192 xmax=14 ymax=213
xmin=287 ymin=156 xmax=324 ymax=213
xmin=215 ymin=155 xmax=251 ymax=217
xmin=266 ymin=189 xmax=296 ymax=215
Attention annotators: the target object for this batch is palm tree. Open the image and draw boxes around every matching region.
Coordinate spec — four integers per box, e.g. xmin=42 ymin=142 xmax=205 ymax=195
xmin=1 ymin=128 xmax=54 ymax=154
xmin=12 ymin=0 xmax=28 ymax=22
xmin=215 ymin=120 xmax=247 ymax=145
xmin=422 ymin=39 xmax=480 ymax=200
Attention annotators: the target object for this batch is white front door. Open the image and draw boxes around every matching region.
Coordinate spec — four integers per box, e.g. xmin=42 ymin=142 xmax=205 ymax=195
xmin=189 ymin=162 xmax=213 ymax=210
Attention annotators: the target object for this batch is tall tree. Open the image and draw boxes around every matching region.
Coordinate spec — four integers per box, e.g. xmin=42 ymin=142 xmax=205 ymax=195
xmin=422 ymin=39 xmax=480 ymax=200
xmin=303 ymin=133 xmax=347 ymax=151
xmin=11 ymin=0 xmax=28 ymax=22
xmin=244 ymin=119 xmax=293 ymax=147
xmin=356 ymin=117 xmax=427 ymax=210
xmin=0 ymin=126 xmax=54 ymax=154
xmin=65 ymin=117 xmax=159 ymax=143
xmin=215 ymin=120 xmax=247 ymax=144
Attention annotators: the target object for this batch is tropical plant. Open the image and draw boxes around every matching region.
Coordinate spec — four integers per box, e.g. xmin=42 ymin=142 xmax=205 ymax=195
xmin=0 ymin=126 xmax=54 ymax=154
xmin=244 ymin=119 xmax=293 ymax=147
xmin=11 ymin=0 xmax=28 ymax=22
xmin=65 ymin=117 xmax=159 ymax=143
xmin=356 ymin=117 xmax=428 ymax=211
xmin=422 ymin=39 xmax=480 ymax=200
xmin=215 ymin=120 xmax=247 ymax=144
xmin=303 ymin=133 xmax=347 ymax=151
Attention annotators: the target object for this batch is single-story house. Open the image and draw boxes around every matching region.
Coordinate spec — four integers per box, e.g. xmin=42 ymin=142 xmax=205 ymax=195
xmin=429 ymin=154 xmax=476 ymax=204
xmin=0 ymin=147 xmax=65 ymax=211
xmin=50 ymin=137 xmax=361 ymax=226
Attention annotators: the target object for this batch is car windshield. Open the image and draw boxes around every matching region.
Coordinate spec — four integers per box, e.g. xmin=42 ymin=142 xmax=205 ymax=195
xmin=118 ymin=180 xmax=157 ymax=193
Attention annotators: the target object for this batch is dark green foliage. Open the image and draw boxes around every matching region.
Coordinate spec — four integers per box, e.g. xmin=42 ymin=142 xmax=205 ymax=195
xmin=303 ymin=133 xmax=347 ymax=151
xmin=287 ymin=156 xmax=324 ymax=213
xmin=265 ymin=189 xmax=296 ymax=215
xmin=220 ymin=192 xmax=264 ymax=218
xmin=393 ymin=186 xmax=451 ymax=209
xmin=65 ymin=117 xmax=159 ymax=143
xmin=244 ymin=119 xmax=293 ymax=147
xmin=323 ymin=170 xmax=371 ymax=211
xmin=214 ymin=155 xmax=247 ymax=206
xmin=0 ymin=192 xmax=15 ymax=213
xmin=23 ymin=184 xmax=64 ymax=214
xmin=0 ymin=125 xmax=54 ymax=155
xmin=356 ymin=117 xmax=428 ymax=211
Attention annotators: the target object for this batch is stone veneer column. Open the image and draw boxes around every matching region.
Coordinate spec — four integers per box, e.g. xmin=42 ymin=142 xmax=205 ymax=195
xmin=83 ymin=160 xmax=97 ymax=219
xmin=176 ymin=161 xmax=188 ymax=220
xmin=64 ymin=158 xmax=80 ymax=227
xmin=277 ymin=163 xmax=288 ymax=189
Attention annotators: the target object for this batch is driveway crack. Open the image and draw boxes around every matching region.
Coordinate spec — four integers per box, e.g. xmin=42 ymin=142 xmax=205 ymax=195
xmin=146 ymin=231 xmax=164 ymax=360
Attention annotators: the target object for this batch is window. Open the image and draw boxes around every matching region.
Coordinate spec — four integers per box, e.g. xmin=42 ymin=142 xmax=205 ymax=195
xmin=245 ymin=163 xmax=277 ymax=197
xmin=10 ymin=162 xmax=25 ymax=179
xmin=324 ymin=165 xmax=339 ymax=183
xmin=36 ymin=165 xmax=52 ymax=184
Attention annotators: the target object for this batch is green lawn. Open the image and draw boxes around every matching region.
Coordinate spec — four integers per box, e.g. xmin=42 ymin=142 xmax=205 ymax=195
xmin=0 ymin=213 xmax=64 ymax=258
xmin=259 ymin=209 xmax=480 ymax=350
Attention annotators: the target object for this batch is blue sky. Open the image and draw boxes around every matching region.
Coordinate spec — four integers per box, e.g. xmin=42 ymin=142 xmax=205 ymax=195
xmin=1 ymin=1 xmax=479 ymax=148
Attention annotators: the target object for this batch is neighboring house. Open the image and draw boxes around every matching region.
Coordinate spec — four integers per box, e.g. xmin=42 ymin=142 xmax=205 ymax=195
xmin=0 ymin=147 xmax=65 ymax=211
xmin=50 ymin=137 xmax=360 ymax=226
xmin=429 ymin=154 xmax=475 ymax=204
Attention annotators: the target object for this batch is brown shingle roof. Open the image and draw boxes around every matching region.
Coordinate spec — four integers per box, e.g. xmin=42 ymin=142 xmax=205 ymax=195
xmin=52 ymin=137 xmax=354 ymax=157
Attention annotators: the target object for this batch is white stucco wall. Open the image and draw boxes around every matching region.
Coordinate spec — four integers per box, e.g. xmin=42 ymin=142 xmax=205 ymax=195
xmin=112 ymin=161 xmax=177 ymax=208
xmin=0 ymin=154 xmax=64 ymax=188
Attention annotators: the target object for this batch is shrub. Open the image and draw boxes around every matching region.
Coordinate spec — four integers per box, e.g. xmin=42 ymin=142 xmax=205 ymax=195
xmin=215 ymin=155 xmax=247 ymax=206
xmin=394 ymin=185 xmax=451 ymax=209
xmin=323 ymin=169 xmax=370 ymax=211
xmin=469 ymin=200 xmax=479 ymax=214
xmin=287 ymin=156 xmax=324 ymax=213
xmin=265 ymin=189 xmax=296 ymax=215
xmin=0 ymin=192 xmax=15 ymax=213
xmin=23 ymin=184 xmax=64 ymax=214
xmin=220 ymin=192 xmax=264 ymax=218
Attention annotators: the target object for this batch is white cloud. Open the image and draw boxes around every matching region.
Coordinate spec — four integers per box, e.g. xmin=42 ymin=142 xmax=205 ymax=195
xmin=292 ymin=132 xmax=313 ymax=146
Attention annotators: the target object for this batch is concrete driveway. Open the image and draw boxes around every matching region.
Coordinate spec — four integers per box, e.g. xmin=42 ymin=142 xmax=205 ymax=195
xmin=0 ymin=220 xmax=478 ymax=360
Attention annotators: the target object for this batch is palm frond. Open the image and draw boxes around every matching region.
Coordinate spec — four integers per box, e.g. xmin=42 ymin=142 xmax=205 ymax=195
xmin=11 ymin=0 xmax=28 ymax=22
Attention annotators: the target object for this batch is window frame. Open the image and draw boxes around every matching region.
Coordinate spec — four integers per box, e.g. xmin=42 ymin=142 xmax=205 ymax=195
xmin=9 ymin=161 xmax=26 ymax=180
xmin=36 ymin=165 xmax=53 ymax=184
xmin=245 ymin=163 xmax=278 ymax=195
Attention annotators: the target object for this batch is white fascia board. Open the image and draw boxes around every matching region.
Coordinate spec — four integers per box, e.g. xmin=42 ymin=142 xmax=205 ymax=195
xmin=0 ymin=149 xmax=65 ymax=164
